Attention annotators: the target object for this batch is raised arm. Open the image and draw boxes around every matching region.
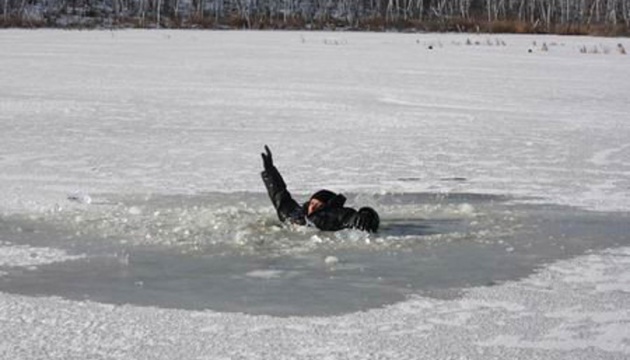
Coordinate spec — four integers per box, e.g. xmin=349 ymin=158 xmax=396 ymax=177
xmin=260 ymin=145 xmax=305 ymax=225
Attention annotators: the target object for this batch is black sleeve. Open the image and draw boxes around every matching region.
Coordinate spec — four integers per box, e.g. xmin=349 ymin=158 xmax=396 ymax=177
xmin=261 ymin=166 xmax=305 ymax=225
xmin=308 ymin=207 xmax=359 ymax=232
xmin=309 ymin=205 xmax=380 ymax=233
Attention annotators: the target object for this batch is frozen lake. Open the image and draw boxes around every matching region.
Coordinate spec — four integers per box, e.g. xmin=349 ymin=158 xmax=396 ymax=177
xmin=1 ymin=30 xmax=629 ymax=358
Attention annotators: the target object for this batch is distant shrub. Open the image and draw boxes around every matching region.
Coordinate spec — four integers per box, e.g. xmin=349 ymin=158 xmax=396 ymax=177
xmin=554 ymin=24 xmax=589 ymax=36
xmin=0 ymin=15 xmax=47 ymax=28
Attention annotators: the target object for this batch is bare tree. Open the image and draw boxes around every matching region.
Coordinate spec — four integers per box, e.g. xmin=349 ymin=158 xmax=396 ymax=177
xmin=1 ymin=0 xmax=629 ymax=31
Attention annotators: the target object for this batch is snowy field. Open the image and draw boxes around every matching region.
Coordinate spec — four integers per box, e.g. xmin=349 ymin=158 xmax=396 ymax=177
xmin=1 ymin=30 xmax=630 ymax=358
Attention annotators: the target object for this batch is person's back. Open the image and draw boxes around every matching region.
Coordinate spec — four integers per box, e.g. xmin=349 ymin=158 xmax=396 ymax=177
xmin=260 ymin=146 xmax=379 ymax=232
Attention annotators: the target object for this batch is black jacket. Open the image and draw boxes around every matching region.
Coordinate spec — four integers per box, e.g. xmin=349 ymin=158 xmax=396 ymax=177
xmin=261 ymin=166 xmax=361 ymax=231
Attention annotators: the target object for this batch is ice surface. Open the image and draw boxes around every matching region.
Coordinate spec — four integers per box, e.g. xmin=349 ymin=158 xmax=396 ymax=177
xmin=1 ymin=30 xmax=629 ymax=358
xmin=1 ymin=30 xmax=629 ymax=212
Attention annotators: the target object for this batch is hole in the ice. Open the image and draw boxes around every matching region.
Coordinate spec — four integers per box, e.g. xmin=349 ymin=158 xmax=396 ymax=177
xmin=1 ymin=192 xmax=628 ymax=317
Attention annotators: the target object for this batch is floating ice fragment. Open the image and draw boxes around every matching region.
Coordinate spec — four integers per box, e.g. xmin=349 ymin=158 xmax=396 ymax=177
xmin=458 ymin=203 xmax=475 ymax=214
xmin=246 ymin=269 xmax=284 ymax=279
xmin=67 ymin=192 xmax=92 ymax=204
xmin=325 ymin=256 xmax=339 ymax=265
xmin=117 ymin=251 xmax=130 ymax=265
xmin=128 ymin=206 xmax=142 ymax=215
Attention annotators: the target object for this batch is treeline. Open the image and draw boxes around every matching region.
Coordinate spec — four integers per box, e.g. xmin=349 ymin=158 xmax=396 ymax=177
xmin=2 ymin=0 xmax=629 ymax=35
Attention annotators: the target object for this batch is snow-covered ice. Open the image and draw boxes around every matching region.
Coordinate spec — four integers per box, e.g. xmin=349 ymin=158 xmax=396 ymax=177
xmin=1 ymin=246 xmax=629 ymax=359
xmin=1 ymin=30 xmax=629 ymax=212
xmin=0 ymin=30 xmax=629 ymax=358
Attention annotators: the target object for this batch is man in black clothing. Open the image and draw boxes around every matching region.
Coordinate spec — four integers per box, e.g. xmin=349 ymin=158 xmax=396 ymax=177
xmin=260 ymin=146 xmax=379 ymax=233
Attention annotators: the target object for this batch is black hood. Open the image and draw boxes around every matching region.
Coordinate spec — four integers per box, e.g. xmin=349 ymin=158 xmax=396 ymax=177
xmin=310 ymin=189 xmax=337 ymax=203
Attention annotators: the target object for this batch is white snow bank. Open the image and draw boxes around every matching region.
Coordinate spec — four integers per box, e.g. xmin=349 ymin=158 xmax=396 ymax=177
xmin=1 ymin=246 xmax=628 ymax=359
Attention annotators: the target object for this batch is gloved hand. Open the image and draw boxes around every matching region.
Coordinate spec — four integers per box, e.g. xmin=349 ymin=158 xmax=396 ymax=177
xmin=354 ymin=207 xmax=380 ymax=233
xmin=261 ymin=145 xmax=274 ymax=171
